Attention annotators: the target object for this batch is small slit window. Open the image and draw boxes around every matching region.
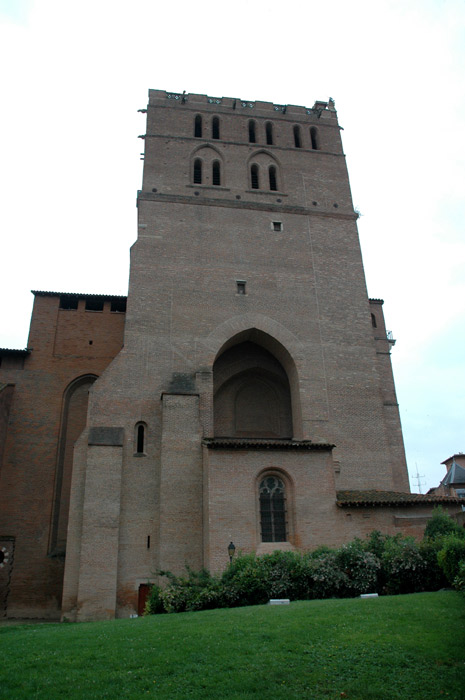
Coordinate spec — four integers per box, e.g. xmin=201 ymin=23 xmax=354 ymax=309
xmin=293 ymin=125 xmax=302 ymax=148
xmin=248 ymin=120 xmax=256 ymax=143
xmin=269 ymin=165 xmax=277 ymax=191
xmin=212 ymin=160 xmax=221 ymax=186
xmin=310 ymin=126 xmax=319 ymax=150
xmin=212 ymin=117 xmax=220 ymax=139
xmin=251 ymin=163 xmax=259 ymax=189
xmin=135 ymin=423 xmax=146 ymax=454
xmin=371 ymin=313 xmax=377 ymax=328
xmin=259 ymin=476 xmax=287 ymax=542
xmin=265 ymin=122 xmax=274 ymax=145
xmin=236 ymin=281 xmax=246 ymax=295
xmin=272 ymin=221 xmax=282 ymax=232
xmin=194 ymin=115 xmax=202 ymax=138
xmin=193 ymin=158 xmax=202 ymax=184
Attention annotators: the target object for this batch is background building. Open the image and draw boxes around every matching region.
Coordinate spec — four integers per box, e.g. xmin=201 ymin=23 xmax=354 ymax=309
xmin=1 ymin=91 xmax=462 ymax=620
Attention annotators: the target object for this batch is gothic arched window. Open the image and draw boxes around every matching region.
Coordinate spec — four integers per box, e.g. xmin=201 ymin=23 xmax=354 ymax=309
xmin=269 ymin=165 xmax=277 ymax=191
xmin=265 ymin=122 xmax=274 ymax=145
xmin=259 ymin=476 xmax=287 ymax=542
xmin=293 ymin=125 xmax=302 ymax=148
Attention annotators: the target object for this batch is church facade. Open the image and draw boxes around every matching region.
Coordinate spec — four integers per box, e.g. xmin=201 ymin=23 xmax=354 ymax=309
xmin=1 ymin=90 xmax=461 ymax=621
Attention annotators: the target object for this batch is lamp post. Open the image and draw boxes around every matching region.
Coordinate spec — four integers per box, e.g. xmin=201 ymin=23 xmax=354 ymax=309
xmin=227 ymin=541 xmax=236 ymax=564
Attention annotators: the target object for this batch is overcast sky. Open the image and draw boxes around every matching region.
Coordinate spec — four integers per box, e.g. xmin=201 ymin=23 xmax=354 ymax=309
xmin=1 ymin=0 xmax=464 ymax=492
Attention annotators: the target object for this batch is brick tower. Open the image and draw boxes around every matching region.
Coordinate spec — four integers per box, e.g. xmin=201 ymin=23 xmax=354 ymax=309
xmin=59 ymin=90 xmax=410 ymax=620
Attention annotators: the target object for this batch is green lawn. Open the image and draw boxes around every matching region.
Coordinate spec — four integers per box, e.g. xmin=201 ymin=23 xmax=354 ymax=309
xmin=1 ymin=592 xmax=464 ymax=700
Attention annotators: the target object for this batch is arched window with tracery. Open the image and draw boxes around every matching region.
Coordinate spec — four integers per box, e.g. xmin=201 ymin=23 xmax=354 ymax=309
xmin=259 ymin=475 xmax=287 ymax=542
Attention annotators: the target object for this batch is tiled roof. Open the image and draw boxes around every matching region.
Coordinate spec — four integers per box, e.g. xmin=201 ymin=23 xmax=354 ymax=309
xmin=336 ymin=489 xmax=463 ymax=507
xmin=203 ymin=438 xmax=334 ymax=451
xmin=0 ymin=348 xmax=30 ymax=356
xmin=369 ymin=298 xmax=384 ymax=304
xmin=32 ymin=291 xmax=127 ymax=300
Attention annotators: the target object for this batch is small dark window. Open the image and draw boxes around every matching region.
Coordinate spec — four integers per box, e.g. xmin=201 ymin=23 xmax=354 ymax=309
xmin=260 ymin=476 xmax=287 ymax=542
xmin=265 ymin=122 xmax=273 ymax=145
xmin=194 ymin=115 xmax=202 ymax=137
xmin=212 ymin=116 xmax=220 ymax=139
xmin=85 ymin=298 xmax=104 ymax=312
xmin=269 ymin=165 xmax=277 ymax=191
xmin=193 ymin=158 xmax=202 ymax=184
xmin=310 ymin=126 xmax=319 ymax=150
xmin=248 ymin=120 xmax=256 ymax=143
xmin=371 ymin=313 xmax=377 ymax=328
xmin=111 ymin=299 xmax=127 ymax=313
xmin=236 ymin=281 xmax=246 ymax=295
xmin=272 ymin=221 xmax=282 ymax=231
xmin=60 ymin=295 xmax=78 ymax=310
xmin=136 ymin=424 xmax=145 ymax=454
xmin=251 ymin=164 xmax=259 ymax=189
xmin=212 ymin=160 xmax=221 ymax=186
xmin=293 ymin=125 xmax=302 ymax=148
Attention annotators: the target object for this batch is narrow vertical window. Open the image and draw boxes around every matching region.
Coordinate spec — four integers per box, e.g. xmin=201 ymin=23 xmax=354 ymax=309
xmin=269 ymin=165 xmax=277 ymax=191
xmin=310 ymin=126 xmax=319 ymax=150
xmin=136 ymin=424 xmax=145 ymax=454
xmin=193 ymin=158 xmax=202 ymax=184
xmin=293 ymin=125 xmax=302 ymax=148
xmin=194 ymin=115 xmax=202 ymax=137
xmin=265 ymin=122 xmax=273 ymax=145
xmin=212 ymin=160 xmax=221 ymax=186
xmin=248 ymin=120 xmax=256 ymax=143
xmin=212 ymin=116 xmax=220 ymax=139
xmin=251 ymin=163 xmax=259 ymax=189
xmin=259 ymin=476 xmax=287 ymax=542
xmin=371 ymin=313 xmax=377 ymax=328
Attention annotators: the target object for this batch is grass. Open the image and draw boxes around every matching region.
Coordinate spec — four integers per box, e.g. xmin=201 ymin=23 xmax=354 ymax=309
xmin=1 ymin=592 xmax=464 ymax=700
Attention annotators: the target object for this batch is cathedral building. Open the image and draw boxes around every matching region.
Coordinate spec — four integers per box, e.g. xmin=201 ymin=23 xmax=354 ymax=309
xmin=0 ymin=90 xmax=461 ymax=621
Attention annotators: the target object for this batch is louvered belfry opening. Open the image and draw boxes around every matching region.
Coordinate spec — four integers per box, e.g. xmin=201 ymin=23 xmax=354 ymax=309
xmin=269 ymin=165 xmax=277 ymax=191
xmin=251 ymin=163 xmax=259 ymax=189
xmin=193 ymin=158 xmax=202 ymax=184
xmin=212 ymin=160 xmax=221 ymax=186
xmin=259 ymin=476 xmax=287 ymax=542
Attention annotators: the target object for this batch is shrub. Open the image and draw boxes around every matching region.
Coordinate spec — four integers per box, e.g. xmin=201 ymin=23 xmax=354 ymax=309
xmin=382 ymin=536 xmax=426 ymax=594
xmin=306 ymin=551 xmax=349 ymax=599
xmin=437 ymin=535 xmax=465 ymax=584
xmin=424 ymin=507 xmax=464 ymax=540
xmin=144 ymin=584 xmax=165 ymax=615
xmin=418 ymin=538 xmax=449 ymax=591
xmin=453 ymin=560 xmax=465 ymax=592
xmin=335 ymin=540 xmax=380 ymax=595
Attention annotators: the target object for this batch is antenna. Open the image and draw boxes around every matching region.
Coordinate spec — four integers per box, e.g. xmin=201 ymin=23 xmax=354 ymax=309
xmin=414 ymin=463 xmax=425 ymax=494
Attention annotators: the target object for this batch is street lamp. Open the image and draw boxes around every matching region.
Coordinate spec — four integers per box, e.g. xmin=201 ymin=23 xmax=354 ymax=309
xmin=227 ymin=541 xmax=236 ymax=564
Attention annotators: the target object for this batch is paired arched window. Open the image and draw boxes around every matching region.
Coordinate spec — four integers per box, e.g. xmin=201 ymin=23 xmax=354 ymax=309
xmin=250 ymin=163 xmax=259 ymax=189
xmin=265 ymin=122 xmax=274 ymax=145
xmin=269 ymin=165 xmax=277 ymax=191
xmin=212 ymin=160 xmax=221 ymax=186
xmin=259 ymin=475 xmax=287 ymax=542
xmin=310 ymin=126 xmax=319 ymax=150
xmin=248 ymin=120 xmax=256 ymax=143
xmin=194 ymin=115 xmax=202 ymax=138
xmin=212 ymin=116 xmax=220 ymax=139
xmin=293 ymin=125 xmax=302 ymax=148
xmin=193 ymin=158 xmax=202 ymax=184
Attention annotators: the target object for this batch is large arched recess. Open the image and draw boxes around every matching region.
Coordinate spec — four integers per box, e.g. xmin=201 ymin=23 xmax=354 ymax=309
xmin=212 ymin=329 xmax=302 ymax=439
xmin=49 ymin=374 xmax=97 ymax=556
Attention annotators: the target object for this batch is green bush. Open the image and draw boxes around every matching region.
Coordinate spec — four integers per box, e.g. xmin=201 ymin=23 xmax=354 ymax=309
xmin=335 ymin=540 xmax=380 ymax=595
xmin=306 ymin=550 xmax=349 ymax=599
xmin=424 ymin=507 xmax=464 ymax=540
xmin=453 ymin=560 xmax=465 ymax=592
xmin=381 ymin=536 xmax=426 ymax=594
xmin=144 ymin=584 xmax=165 ymax=615
xmin=437 ymin=535 xmax=465 ymax=584
xmin=418 ymin=538 xmax=449 ymax=591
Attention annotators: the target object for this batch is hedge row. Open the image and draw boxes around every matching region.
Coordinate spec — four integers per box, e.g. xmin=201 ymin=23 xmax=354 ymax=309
xmin=145 ymin=508 xmax=465 ymax=614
